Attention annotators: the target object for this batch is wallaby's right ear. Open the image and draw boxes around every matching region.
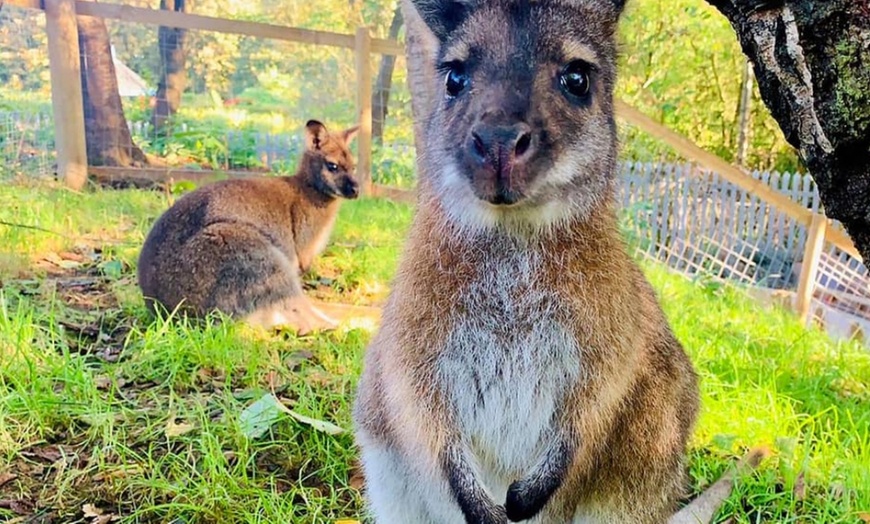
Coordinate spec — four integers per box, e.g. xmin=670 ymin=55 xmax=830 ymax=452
xmin=409 ymin=0 xmax=473 ymax=41
xmin=305 ymin=120 xmax=328 ymax=151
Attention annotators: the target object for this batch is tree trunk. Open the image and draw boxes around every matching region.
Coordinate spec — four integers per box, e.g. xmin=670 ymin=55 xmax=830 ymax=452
xmin=371 ymin=6 xmax=404 ymax=144
xmin=704 ymin=0 xmax=870 ymax=261
xmin=77 ymin=15 xmax=148 ymax=167
xmin=151 ymin=0 xmax=187 ymax=133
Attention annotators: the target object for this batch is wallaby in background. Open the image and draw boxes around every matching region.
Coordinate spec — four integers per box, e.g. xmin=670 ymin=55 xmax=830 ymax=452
xmin=352 ymin=0 xmax=702 ymax=522
xmin=138 ymin=120 xmax=359 ymax=334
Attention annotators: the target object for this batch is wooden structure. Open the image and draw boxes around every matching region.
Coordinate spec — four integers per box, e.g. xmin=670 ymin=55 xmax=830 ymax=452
xmin=5 ymin=0 xmax=865 ymax=328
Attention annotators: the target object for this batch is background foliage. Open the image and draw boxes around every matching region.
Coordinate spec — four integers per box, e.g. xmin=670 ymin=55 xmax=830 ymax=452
xmin=0 ymin=0 xmax=799 ymax=184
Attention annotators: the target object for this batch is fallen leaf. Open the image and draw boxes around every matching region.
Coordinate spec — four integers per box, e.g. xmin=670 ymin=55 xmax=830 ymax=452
xmin=0 ymin=498 xmax=33 ymax=515
xmin=98 ymin=259 xmax=124 ymax=279
xmin=44 ymin=252 xmax=81 ymax=269
xmin=92 ymin=465 xmax=144 ymax=482
xmin=239 ymin=393 xmax=285 ymax=439
xmin=265 ymin=370 xmax=280 ymax=390
xmin=792 ymin=471 xmax=806 ymax=501
xmin=277 ymin=397 xmax=345 ymax=436
xmin=83 ymin=503 xmax=117 ymax=524
xmin=859 ymin=513 xmax=870 ymax=524
xmin=59 ymin=251 xmax=87 ymax=263
xmin=164 ymin=419 xmax=196 ymax=438
xmin=285 ymin=349 xmax=315 ymax=370
xmin=348 ymin=470 xmax=365 ymax=491
xmin=22 ymin=445 xmax=63 ymax=462
xmin=0 ymin=472 xmax=16 ymax=488
xmin=239 ymin=393 xmax=346 ymax=439
xmin=334 ymin=520 xmax=360 ymax=524
xmin=94 ymin=376 xmax=113 ymax=390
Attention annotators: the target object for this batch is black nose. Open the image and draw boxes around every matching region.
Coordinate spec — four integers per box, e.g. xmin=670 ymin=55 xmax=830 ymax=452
xmin=342 ymin=178 xmax=360 ymax=199
xmin=469 ymin=122 xmax=534 ymax=182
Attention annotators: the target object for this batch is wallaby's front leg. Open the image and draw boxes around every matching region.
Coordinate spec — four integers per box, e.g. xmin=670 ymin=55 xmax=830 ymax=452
xmin=442 ymin=442 xmax=508 ymax=524
xmin=504 ymin=426 xmax=575 ymax=522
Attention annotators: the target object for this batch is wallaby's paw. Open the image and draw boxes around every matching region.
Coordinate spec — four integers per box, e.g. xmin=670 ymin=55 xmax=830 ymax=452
xmin=504 ymin=479 xmax=549 ymax=522
xmin=278 ymin=297 xmax=339 ymax=336
xmin=309 ymin=305 xmax=339 ymax=329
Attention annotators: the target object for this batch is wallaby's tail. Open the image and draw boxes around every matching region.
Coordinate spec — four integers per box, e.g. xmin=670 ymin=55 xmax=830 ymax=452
xmin=668 ymin=447 xmax=770 ymax=524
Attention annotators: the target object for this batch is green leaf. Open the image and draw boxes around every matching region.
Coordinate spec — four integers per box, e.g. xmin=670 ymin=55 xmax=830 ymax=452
xmin=99 ymin=259 xmax=124 ymax=279
xmin=239 ymin=392 xmax=285 ymax=439
xmin=239 ymin=393 xmax=346 ymax=439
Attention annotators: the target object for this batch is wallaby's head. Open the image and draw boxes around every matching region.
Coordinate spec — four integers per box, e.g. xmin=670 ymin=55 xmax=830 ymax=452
xmin=300 ymin=119 xmax=361 ymax=200
xmin=406 ymin=0 xmax=626 ymax=232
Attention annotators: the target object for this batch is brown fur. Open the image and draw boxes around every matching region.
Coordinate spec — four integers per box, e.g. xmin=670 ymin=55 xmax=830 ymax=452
xmin=353 ymin=0 xmax=700 ymax=522
xmin=137 ymin=120 xmax=359 ymax=334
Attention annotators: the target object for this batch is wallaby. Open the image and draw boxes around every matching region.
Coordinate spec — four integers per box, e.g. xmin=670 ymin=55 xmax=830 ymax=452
xmin=352 ymin=0 xmax=702 ymax=523
xmin=137 ymin=120 xmax=359 ymax=335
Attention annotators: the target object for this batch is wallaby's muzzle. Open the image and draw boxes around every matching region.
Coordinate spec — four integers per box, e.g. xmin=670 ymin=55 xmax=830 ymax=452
xmin=464 ymin=116 xmax=537 ymax=206
xmin=340 ymin=176 xmax=360 ymax=199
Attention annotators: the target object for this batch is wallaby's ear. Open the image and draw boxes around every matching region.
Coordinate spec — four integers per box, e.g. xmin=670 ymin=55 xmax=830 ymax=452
xmin=600 ymin=0 xmax=628 ymax=17
xmin=409 ymin=0 xmax=473 ymax=41
xmin=305 ymin=119 xmax=328 ymax=151
xmin=342 ymin=125 xmax=360 ymax=145
xmin=564 ymin=0 xmax=627 ymax=17
xmin=610 ymin=0 xmax=628 ymax=15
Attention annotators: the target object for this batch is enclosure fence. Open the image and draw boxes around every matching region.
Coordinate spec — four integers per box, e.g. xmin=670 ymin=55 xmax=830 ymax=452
xmin=619 ymin=163 xmax=870 ymax=341
xmin=2 ymin=0 xmax=415 ymax=190
xmin=1 ymin=0 xmax=868 ymax=345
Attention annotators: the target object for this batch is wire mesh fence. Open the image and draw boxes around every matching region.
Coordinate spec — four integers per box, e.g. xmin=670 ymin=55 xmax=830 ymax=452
xmin=0 ymin=5 xmax=55 ymax=180
xmin=0 ymin=0 xmax=414 ymax=183
xmin=618 ymin=162 xmax=870 ymax=338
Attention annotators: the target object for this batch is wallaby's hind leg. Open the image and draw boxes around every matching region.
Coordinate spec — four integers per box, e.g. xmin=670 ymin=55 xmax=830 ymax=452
xmin=244 ymin=295 xmax=338 ymax=335
xmin=174 ymin=222 xmax=336 ymax=334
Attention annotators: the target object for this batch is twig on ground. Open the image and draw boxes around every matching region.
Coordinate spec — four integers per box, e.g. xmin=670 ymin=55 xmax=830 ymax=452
xmin=0 ymin=220 xmax=67 ymax=237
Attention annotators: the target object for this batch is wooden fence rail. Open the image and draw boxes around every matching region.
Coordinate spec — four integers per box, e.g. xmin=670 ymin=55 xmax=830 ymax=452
xmin=4 ymin=0 xmax=864 ymax=327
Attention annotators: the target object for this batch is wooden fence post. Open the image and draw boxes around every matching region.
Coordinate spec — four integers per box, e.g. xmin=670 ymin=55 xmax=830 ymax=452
xmin=355 ymin=26 xmax=373 ymax=195
xmin=795 ymin=213 xmax=828 ymax=325
xmin=45 ymin=0 xmax=88 ymax=190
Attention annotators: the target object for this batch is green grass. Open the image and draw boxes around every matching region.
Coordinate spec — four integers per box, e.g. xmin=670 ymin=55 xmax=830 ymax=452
xmin=0 ymin=182 xmax=868 ymax=523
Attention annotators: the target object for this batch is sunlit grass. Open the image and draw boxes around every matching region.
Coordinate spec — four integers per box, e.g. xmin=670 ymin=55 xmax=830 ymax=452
xmin=0 ymin=182 xmax=867 ymax=523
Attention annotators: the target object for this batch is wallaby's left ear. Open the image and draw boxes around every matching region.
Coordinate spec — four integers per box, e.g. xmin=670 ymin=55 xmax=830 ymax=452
xmin=305 ymin=119 xmax=328 ymax=151
xmin=607 ymin=0 xmax=628 ymax=16
xmin=342 ymin=125 xmax=361 ymax=145
xmin=408 ymin=0 xmax=474 ymax=42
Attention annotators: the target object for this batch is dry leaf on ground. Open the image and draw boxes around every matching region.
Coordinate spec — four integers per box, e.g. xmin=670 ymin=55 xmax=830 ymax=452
xmin=0 ymin=472 xmax=17 ymax=488
xmin=164 ymin=418 xmax=196 ymax=438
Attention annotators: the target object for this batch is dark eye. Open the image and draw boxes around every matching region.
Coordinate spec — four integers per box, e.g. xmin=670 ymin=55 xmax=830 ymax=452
xmin=444 ymin=63 xmax=470 ymax=98
xmin=326 ymin=162 xmax=339 ymax=173
xmin=559 ymin=60 xmax=592 ymax=100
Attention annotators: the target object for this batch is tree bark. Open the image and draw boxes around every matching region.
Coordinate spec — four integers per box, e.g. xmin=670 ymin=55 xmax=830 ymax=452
xmin=371 ymin=5 xmax=404 ymax=143
xmin=704 ymin=0 xmax=870 ymax=261
xmin=151 ymin=0 xmax=187 ymax=133
xmin=735 ymin=59 xmax=753 ymax=166
xmin=77 ymin=15 xmax=148 ymax=167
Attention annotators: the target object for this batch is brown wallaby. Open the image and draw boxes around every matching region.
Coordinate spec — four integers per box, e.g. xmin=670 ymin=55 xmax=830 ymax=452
xmin=137 ymin=120 xmax=359 ymax=334
xmin=352 ymin=0 xmax=702 ymax=522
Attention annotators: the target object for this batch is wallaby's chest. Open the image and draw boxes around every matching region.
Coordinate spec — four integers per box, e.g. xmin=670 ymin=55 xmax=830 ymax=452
xmin=436 ymin=249 xmax=581 ymax=485
xmin=297 ymin=211 xmax=337 ymax=252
